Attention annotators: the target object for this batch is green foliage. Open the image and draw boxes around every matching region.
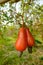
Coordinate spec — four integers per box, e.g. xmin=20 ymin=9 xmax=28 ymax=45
xmin=0 ymin=0 xmax=43 ymax=65
xmin=39 ymin=56 xmax=43 ymax=60
xmin=35 ymin=39 xmax=42 ymax=44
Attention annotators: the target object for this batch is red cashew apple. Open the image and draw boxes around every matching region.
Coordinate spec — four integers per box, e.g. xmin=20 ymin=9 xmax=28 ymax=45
xmin=15 ymin=27 xmax=27 ymax=52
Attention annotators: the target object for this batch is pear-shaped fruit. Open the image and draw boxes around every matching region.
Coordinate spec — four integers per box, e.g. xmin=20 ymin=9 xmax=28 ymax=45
xmin=15 ymin=27 xmax=27 ymax=52
xmin=26 ymin=28 xmax=35 ymax=47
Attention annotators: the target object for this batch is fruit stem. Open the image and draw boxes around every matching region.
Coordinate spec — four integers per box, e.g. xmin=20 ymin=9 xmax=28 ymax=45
xmin=28 ymin=47 xmax=32 ymax=53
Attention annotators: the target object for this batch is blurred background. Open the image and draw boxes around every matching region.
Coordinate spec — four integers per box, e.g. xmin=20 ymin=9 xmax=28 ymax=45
xmin=0 ymin=0 xmax=43 ymax=65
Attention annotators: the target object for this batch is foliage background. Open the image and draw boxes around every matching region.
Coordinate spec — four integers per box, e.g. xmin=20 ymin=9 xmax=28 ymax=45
xmin=0 ymin=0 xmax=43 ymax=65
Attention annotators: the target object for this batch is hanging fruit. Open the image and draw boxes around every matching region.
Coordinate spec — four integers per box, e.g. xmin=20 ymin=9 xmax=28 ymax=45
xmin=26 ymin=28 xmax=35 ymax=53
xmin=15 ymin=26 xmax=27 ymax=52
xmin=26 ymin=28 xmax=35 ymax=47
xmin=15 ymin=23 xmax=35 ymax=55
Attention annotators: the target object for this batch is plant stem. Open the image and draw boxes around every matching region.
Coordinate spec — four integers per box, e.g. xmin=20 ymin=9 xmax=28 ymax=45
xmin=28 ymin=47 xmax=32 ymax=53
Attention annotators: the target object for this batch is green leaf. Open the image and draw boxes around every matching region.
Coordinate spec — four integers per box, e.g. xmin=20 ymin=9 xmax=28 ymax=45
xmin=35 ymin=39 xmax=42 ymax=44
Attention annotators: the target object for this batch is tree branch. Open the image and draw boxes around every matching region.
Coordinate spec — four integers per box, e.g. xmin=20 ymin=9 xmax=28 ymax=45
xmin=0 ymin=0 xmax=20 ymax=4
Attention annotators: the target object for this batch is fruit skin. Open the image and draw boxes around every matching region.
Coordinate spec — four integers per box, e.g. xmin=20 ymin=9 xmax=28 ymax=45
xmin=15 ymin=27 xmax=27 ymax=52
xmin=26 ymin=28 xmax=35 ymax=47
